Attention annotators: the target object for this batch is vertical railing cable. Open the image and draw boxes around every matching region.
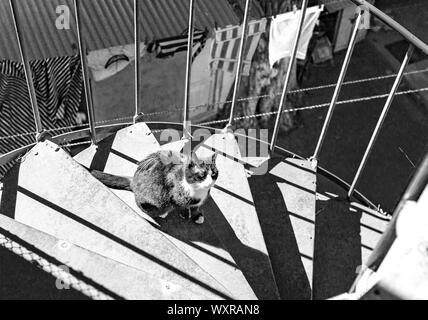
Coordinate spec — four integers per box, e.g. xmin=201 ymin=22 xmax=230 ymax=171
xmin=74 ymin=0 xmax=97 ymax=145
xmin=348 ymin=44 xmax=414 ymax=198
xmin=133 ymin=0 xmax=142 ymax=123
xmin=182 ymin=0 xmax=195 ymax=140
xmin=311 ymin=8 xmax=363 ymax=162
xmin=9 ymin=0 xmax=43 ymax=139
xmin=269 ymin=0 xmax=309 ymax=153
xmin=226 ymin=0 xmax=252 ymax=129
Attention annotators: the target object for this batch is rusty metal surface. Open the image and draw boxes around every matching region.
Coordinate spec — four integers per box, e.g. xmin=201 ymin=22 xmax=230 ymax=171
xmin=0 ymin=140 xmax=230 ymax=299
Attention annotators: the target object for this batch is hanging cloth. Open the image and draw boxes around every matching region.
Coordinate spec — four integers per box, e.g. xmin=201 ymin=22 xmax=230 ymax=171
xmin=269 ymin=5 xmax=323 ymax=68
xmin=87 ymin=43 xmax=146 ymax=82
xmin=0 ymin=55 xmax=82 ymax=176
xmin=148 ymin=29 xmax=208 ymax=60
xmin=210 ymin=18 xmax=267 ymax=76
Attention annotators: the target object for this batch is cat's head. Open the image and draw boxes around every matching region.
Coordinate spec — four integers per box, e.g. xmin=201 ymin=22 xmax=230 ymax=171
xmin=185 ymin=152 xmax=219 ymax=186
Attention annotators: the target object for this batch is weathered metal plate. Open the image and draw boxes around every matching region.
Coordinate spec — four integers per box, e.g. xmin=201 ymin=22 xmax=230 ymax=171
xmin=0 ymin=215 xmax=209 ymax=300
xmin=270 ymin=159 xmax=317 ymax=287
xmin=0 ymin=141 xmax=230 ymax=300
xmin=74 ymin=127 xmax=256 ymax=299
xmin=196 ymin=132 xmax=280 ymax=300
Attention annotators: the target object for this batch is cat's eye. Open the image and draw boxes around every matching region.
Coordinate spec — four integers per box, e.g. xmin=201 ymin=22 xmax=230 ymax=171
xmin=212 ymin=170 xmax=219 ymax=179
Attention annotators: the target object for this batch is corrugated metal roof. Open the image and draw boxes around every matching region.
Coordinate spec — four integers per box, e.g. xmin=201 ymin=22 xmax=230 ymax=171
xmin=325 ymin=0 xmax=363 ymax=12
xmin=228 ymin=0 xmax=265 ymax=20
xmin=325 ymin=0 xmax=376 ymax=13
xmin=0 ymin=0 xmax=241 ymax=61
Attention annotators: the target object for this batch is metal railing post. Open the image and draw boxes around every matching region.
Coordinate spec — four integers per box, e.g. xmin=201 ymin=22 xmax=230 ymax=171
xmin=348 ymin=44 xmax=414 ymax=198
xmin=133 ymin=0 xmax=142 ymax=123
xmin=9 ymin=0 xmax=43 ymax=139
xmin=74 ymin=0 xmax=97 ymax=145
xmin=182 ymin=0 xmax=195 ymax=140
xmin=311 ymin=9 xmax=363 ymax=161
xmin=226 ymin=0 xmax=252 ymax=129
xmin=269 ymin=0 xmax=309 ymax=153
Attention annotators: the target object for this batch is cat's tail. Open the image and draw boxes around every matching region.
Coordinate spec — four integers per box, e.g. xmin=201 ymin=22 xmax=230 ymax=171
xmin=89 ymin=169 xmax=133 ymax=191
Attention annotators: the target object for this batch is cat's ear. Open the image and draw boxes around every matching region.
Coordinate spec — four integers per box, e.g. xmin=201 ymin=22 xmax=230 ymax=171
xmin=186 ymin=152 xmax=197 ymax=168
xmin=211 ymin=153 xmax=218 ymax=164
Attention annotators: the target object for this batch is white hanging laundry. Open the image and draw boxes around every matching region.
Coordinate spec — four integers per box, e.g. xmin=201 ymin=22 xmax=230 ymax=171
xmin=269 ymin=5 xmax=323 ymax=68
xmin=87 ymin=43 xmax=146 ymax=82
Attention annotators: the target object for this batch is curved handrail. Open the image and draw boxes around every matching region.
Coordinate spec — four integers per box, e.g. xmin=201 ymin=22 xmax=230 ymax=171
xmin=349 ymin=0 xmax=428 ymax=55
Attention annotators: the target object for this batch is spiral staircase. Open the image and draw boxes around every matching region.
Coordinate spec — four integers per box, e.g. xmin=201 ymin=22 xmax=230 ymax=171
xmin=0 ymin=120 xmax=392 ymax=300
xmin=1 ymin=0 xmax=427 ymax=300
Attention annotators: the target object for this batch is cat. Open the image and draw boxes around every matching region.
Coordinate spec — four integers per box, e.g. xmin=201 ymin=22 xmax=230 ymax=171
xmin=89 ymin=150 xmax=218 ymax=225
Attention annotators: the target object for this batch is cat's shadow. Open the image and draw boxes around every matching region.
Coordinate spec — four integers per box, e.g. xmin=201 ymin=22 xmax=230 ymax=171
xmin=152 ymin=197 xmax=280 ymax=300
xmin=152 ymin=208 xmax=239 ymax=269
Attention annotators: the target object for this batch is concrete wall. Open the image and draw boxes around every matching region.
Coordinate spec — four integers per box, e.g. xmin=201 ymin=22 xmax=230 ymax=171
xmin=91 ymin=41 xmax=215 ymax=125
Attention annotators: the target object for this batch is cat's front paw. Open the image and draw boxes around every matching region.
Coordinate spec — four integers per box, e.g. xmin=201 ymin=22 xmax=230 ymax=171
xmin=192 ymin=212 xmax=205 ymax=225
xmin=158 ymin=210 xmax=171 ymax=219
xmin=179 ymin=208 xmax=191 ymax=220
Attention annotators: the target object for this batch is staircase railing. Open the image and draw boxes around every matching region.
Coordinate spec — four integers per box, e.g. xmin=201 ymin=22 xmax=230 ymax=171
xmin=302 ymin=0 xmax=428 ymax=199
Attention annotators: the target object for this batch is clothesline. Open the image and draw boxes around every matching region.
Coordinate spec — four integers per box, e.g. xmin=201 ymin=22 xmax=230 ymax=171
xmin=1 ymin=66 xmax=428 ymax=142
xmin=2 ymin=84 xmax=427 ymax=144
xmin=199 ymin=86 xmax=428 ymax=126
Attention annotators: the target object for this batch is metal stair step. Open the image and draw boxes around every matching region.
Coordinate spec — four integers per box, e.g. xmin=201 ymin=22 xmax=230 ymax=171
xmin=313 ymin=175 xmax=390 ymax=299
xmin=269 ymin=158 xmax=317 ymax=288
xmin=74 ymin=123 xmax=161 ymax=225
xmin=74 ymin=124 xmax=256 ymax=299
xmin=0 ymin=215 xmax=210 ymax=300
xmin=248 ymin=157 xmax=316 ymax=300
xmin=0 ymin=140 xmax=230 ymax=300
xmin=196 ymin=132 xmax=280 ymax=300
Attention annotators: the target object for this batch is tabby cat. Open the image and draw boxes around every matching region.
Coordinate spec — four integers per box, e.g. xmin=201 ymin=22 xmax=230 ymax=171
xmin=90 ymin=150 xmax=218 ymax=224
